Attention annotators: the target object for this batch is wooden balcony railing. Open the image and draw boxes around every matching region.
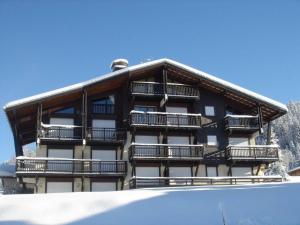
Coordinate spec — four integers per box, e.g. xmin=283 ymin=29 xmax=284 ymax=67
xmin=92 ymin=104 xmax=115 ymax=114
xmin=130 ymin=111 xmax=201 ymax=129
xmin=131 ymin=82 xmax=164 ymax=96
xmin=204 ymin=145 xmax=279 ymax=163
xmin=166 ymin=83 xmax=200 ymax=98
xmin=226 ymin=145 xmax=279 ymax=162
xmin=86 ymin=128 xmax=126 ymax=143
xmin=16 ymin=157 xmax=127 ymax=177
xmin=129 ymin=176 xmax=283 ymax=188
xmin=39 ymin=126 xmax=82 ymax=140
xmin=129 ymin=144 xmax=204 ymax=161
xmin=131 ymin=81 xmax=199 ymax=98
xmin=224 ymin=115 xmax=260 ymax=132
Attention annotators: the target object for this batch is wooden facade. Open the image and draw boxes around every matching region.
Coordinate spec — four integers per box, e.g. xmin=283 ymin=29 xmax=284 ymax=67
xmin=4 ymin=59 xmax=287 ymax=192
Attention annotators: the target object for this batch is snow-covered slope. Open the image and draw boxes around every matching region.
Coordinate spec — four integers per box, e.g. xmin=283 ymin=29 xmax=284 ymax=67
xmin=0 ymin=182 xmax=300 ymax=225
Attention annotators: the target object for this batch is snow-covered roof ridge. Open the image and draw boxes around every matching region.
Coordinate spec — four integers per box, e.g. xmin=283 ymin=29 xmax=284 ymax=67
xmin=4 ymin=58 xmax=288 ymax=112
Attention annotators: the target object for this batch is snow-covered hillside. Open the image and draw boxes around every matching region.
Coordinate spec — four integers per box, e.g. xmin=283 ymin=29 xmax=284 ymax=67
xmin=0 ymin=181 xmax=300 ymax=225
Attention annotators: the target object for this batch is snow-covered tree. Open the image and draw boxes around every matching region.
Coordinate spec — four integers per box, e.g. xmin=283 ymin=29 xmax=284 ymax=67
xmin=257 ymin=101 xmax=300 ymax=175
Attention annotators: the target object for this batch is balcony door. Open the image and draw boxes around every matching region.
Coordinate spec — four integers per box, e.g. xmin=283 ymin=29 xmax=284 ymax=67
xmin=167 ymin=136 xmax=190 ymax=158
xmin=49 ymin=118 xmax=74 ymax=139
xmin=91 ymin=149 xmax=116 ymax=173
xmin=136 ymin=167 xmax=159 ymax=177
xmin=231 ymin=167 xmax=252 ymax=176
xmin=47 ymin=148 xmax=73 ymax=172
xmin=229 ymin=137 xmax=250 ymax=158
xmin=169 ymin=167 xmax=192 ymax=185
xmin=133 ymin=105 xmax=157 ymax=125
xmin=229 ymin=137 xmax=249 ymax=146
xmin=135 ymin=135 xmax=159 ymax=157
xmin=92 ymin=119 xmax=116 ymax=141
xmin=47 ymin=182 xmax=72 ymax=193
xmin=91 ymin=182 xmax=116 ymax=192
xmin=166 ymin=106 xmax=188 ymax=126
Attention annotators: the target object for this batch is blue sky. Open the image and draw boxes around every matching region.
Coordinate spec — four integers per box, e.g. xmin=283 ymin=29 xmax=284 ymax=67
xmin=0 ymin=0 xmax=300 ymax=162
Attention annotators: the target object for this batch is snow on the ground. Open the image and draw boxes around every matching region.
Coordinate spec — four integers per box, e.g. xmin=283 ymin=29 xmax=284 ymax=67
xmin=0 ymin=182 xmax=300 ymax=225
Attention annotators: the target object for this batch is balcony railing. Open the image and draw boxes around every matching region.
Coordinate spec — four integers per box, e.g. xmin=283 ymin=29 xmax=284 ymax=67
xmin=226 ymin=145 xmax=279 ymax=162
xmin=131 ymin=81 xmax=199 ymax=98
xmin=129 ymin=176 xmax=283 ymax=188
xmin=16 ymin=157 xmax=127 ymax=177
xmin=204 ymin=145 xmax=279 ymax=163
xmin=224 ymin=115 xmax=260 ymax=133
xmin=92 ymin=104 xmax=115 ymax=114
xmin=86 ymin=128 xmax=126 ymax=143
xmin=129 ymin=144 xmax=204 ymax=161
xmin=131 ymin=82 xmax=164 ymax=96
xmin=39 ymin=125 xmax=82 ymax=140
xmin=130 ymin=111 xmax=201 ymax=129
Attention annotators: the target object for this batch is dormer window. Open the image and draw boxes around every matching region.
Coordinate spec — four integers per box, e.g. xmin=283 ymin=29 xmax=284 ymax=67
xmin=92 ymin=96 xmax=115 ymax=114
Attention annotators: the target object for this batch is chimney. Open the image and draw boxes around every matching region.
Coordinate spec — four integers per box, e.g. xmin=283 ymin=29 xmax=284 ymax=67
xmin=110 ymin=59 xmax=129 ymax=71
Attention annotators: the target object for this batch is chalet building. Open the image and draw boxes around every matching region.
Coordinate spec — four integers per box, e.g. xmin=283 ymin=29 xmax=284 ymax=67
xmin=4 ymin=58 xmax=287 ymax=193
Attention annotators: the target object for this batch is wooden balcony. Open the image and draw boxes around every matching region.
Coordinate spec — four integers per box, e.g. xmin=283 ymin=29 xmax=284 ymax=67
xmin=39 ymin=125 xmax=82 ymax=144
xmin=86 ymin=128 xmax=126 ymax=144
xmin=129 ymin=176 xmax=282 ymax=189
xmin=226 ymin=145 xmax=279 ymax=163
xmin=129 ymin=144 xmax=204 ymax=161
xmin=204 ymin=145 xmax=279 ymax=163
xmin=16 ymin=157 xmax=127 ymax=177
xmin=130 ymin=111 xmax=201 ymax=129
xmin=224 ymin=115 xmax=260 ymax=134
xmin=131 ymin=81 xmax=200 ymax=99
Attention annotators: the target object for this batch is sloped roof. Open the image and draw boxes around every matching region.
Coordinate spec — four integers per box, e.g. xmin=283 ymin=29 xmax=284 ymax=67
xmin=4 ymin=58 xmax=287 ymax=112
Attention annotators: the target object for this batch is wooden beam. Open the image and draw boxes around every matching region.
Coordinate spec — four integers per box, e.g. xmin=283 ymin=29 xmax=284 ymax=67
xmin=267 ymin=122 xmax=272 ymax=145
xmin=257 ymin=104 xmax=264 ymax=134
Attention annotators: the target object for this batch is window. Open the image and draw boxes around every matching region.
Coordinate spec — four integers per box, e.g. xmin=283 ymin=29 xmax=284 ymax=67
xmin=205 ymin=106 xmax=215 ymax=116
xmin=92 ymin=96 xmax=115 ymax=114
xmin=207 ymin=135 xmax=217 ymax=146
xmin=54 ymin=107 xmax=75 ymax=114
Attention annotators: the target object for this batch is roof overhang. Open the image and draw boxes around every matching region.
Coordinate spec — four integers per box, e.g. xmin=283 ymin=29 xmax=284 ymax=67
xmin=3 ymin=58 xmax=288 ymax=148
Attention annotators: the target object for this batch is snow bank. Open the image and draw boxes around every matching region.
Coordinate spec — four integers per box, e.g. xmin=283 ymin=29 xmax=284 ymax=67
xmin=0 ymin=182 xmax=299 ymax=225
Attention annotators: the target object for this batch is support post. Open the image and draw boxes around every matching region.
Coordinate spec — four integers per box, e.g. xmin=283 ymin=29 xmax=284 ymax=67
xmin=266 ymin=121 xmax=272 ymax=145
xmin=13 ymin=110 xmax=23 ymax=156
xmin=257 ymin=104 xmax=264 ymax=134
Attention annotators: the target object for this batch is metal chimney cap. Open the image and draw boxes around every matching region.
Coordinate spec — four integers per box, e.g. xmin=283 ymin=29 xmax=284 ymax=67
xmin=110 ymin=59 xmax=129 ymax=71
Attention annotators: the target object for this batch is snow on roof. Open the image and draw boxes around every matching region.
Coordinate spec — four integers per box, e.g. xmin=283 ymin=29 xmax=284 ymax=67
xmin=0 ymin=182 xmax=299 ymax=225
xmin=4 ymin=58 xmax=288 ymax=112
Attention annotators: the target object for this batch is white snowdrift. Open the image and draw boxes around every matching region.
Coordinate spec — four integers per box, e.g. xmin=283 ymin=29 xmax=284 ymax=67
xmin=0 ymin=182 xmax=300 ymax=225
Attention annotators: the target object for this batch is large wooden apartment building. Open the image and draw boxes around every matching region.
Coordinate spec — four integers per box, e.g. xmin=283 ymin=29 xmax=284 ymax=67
xmin=4 ymin=58 xmax=287 ymax=193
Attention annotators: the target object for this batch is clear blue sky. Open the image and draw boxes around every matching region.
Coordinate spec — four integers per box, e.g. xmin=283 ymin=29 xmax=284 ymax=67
xmin=0 ymin=0 xmax=300 ymax=162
